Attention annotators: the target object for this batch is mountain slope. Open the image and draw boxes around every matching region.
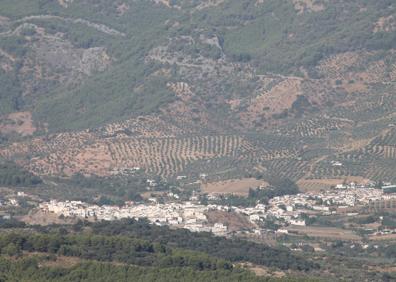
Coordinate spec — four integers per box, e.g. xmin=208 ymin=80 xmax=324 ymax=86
xmin=1 ymin=0 xmax=396 ymax=182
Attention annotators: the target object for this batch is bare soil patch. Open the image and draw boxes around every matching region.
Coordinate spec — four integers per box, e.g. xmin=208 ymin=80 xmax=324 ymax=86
xmin=0 ymin=111 xmax=36 ymax=136
xmin=243 ymin=78 xmax=302 ymax=126
xmin=206 ymin=210 xmax=255 ymax=232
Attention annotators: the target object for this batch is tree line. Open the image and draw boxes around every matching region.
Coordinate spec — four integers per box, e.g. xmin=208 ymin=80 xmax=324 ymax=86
xmin=0 ymin=161 xmax=42 ymax=187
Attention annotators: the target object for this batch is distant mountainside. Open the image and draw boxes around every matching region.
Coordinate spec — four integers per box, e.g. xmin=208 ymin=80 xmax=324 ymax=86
xmin=1 ymin=0 xmax=396 ymax=183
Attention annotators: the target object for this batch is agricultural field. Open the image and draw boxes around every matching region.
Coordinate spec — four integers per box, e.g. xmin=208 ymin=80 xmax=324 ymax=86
xmin=0 ymin=133 xmax=253 ymax=178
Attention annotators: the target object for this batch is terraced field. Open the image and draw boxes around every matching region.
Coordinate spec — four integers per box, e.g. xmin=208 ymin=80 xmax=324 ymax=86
xmin=277 ymin=118 xmax=354 ymax=138
xmin=0 ymin=134 xmax=254 ymax=178
xmin=310 ymin=128 xmax=396 ymax=182
xmin=107 ymin=135 xmax=248 ymax=177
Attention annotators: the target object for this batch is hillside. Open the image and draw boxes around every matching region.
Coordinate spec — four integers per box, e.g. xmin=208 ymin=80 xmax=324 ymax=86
xmin=1 ymin=0 xmax=396 ymax=183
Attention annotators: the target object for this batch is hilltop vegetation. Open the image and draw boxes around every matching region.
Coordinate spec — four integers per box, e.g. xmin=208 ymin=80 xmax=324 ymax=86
xmin=0 ymin=0 xmax=394 ymax=129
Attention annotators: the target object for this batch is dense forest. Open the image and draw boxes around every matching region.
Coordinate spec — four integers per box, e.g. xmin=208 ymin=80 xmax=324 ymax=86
xmin=0 ymin=161 xmax=42 ymax=187
xmin=0 ymin=232 xmax=232 ymax=270
xmin=0 ymin=218 xmax=317 ymax=272
xmin=0 ymin=218 xmax=320 ymax=281
xmin=0 ymin=257 xmax=318 ymax=282
xmin=81 ymin=219 xmax=316 ymax=271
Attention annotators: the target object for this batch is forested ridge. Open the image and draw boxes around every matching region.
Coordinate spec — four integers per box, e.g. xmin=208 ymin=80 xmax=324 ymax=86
xmin=89 ymin=219 xmax=317 ymax=271
xmin=0 ymin=219 xmax=320 ymax=281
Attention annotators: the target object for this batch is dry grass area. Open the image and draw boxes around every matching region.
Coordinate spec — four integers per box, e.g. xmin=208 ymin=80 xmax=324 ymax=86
xmin=152 ymin=0 xmax=178 ymax=8
xmin=103 ymin=115 xmax=185 ymax=138
xmin=167 ymin=82 xmax=194 ymax=101
xmin=297 ymin=177 xmax=371 ymax=192
xmin=292 ymin=0 xmax=326 ymax=14
xmin=374 ymin=15 xmax=396 ymax=33
xmin=317 ymin=52 xmax=362 ymax=79
xmin=317 ymin=50 xmax=396 ymax=90
xmin=279 ymin=117 xmax=353 ymax=138
xmin=58 ymin=0 xmax=75 ymax=8
xmin=287 ymin=226 xmax=361 ymax=240
xmin=297 ymin=179 xmax=336 ymax=192
xmin=368 ymin=234 xmax=396 ymax=241
xmin=206 ymin=210 xmax=255 ymax=232
xmin=195 ymin=0 xmax=225 ymax=10
xmin=316 ymin=53 xmax=369 ymax=94
xmin=0 ymin=111 xmax=36 ymax=136
xmin=338 ymin=137 xmax=375 ymax=152
xmin=240 ymin=262 xmax=285 ymax=278
xmin=116 ymin=3 xmax=130 ymax=15
xmin=368 ymin=265 xmax=396 ymax=273
xmin=0 ymin=48 xmax=15 ymax=72
xmin=39 ymin=255 xmax=81 ymax=268
xmin=202 ymin=178 xmax=268 ymax=196
xmin=341 ymin=80 xmax=368 ymax=94
xmin=256 ymin=0 xmax=325 ymax=13
xmin=140 ymin=191 xmax=167 ymax=199
xmin=19 ymin=210 xmax=78 ymax=226
xmin=24 ymin=252 xmax=129 ymax=269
